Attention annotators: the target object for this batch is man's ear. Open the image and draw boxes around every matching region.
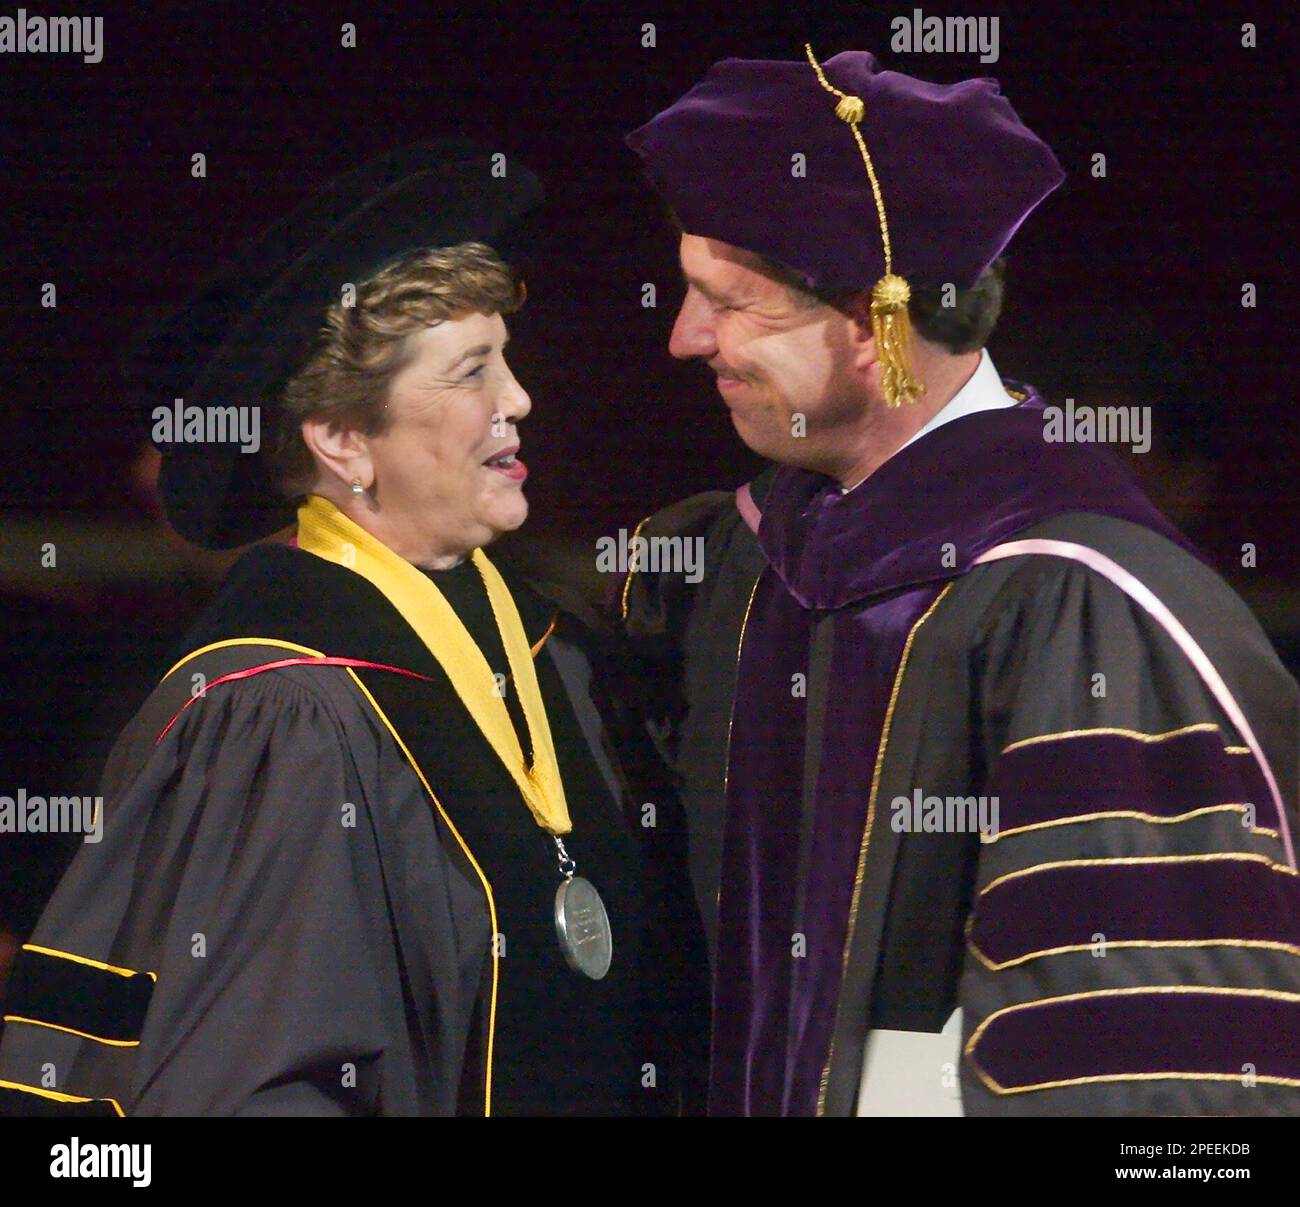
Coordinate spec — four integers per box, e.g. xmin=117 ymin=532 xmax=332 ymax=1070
xmin=844 ymin=290 xmax=879 ymax=375
xmin=300 ymin=416 xmax=373 ymax=491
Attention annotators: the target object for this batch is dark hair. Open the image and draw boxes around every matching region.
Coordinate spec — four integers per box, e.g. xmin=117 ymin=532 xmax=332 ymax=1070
xmin=908 ymin=258 xmax=1006 ymax=353
xmin=756 ymin=254 xmax=1007 ymax=355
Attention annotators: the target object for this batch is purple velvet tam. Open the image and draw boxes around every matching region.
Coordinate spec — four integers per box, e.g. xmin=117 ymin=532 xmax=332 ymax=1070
xmin=626 ymin=51 xmax=1066 ymax=291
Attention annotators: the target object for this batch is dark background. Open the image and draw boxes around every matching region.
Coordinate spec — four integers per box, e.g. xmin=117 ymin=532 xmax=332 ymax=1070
xmin=0 ymin=0 xmax=1296 ymax=930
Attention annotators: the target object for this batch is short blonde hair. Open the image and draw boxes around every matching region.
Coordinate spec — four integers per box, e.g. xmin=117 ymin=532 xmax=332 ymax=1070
xmin=272 ymin=241 xmax=524 ymax=495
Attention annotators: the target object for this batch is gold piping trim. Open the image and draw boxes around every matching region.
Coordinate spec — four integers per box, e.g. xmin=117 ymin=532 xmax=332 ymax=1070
xmin=618 ymin=514 xmax=654 ymax=622
xmin=714 ymin=572 xmax=764 ymax=1025
xmin=340 ymin=667 xmax=499 ymax=1117
xmin=1002 ymin=722 xmax=1225 ymax=755
xmin=988 ymin=803 xmax=1278 ymax=843
xmin=0 ymin=1077 xmax=125 ymax=1116
xmin=2 ymin=1015 xmax=140 ymax=1048
xmin=978 ymin=852 xmax=1298 ymax=898
xmin=163 ymin=636 xmax=329 ymax=681
xmin=720 ymin=574 xmax=764 ymax=804
xmin=968 ymin=935 xmax=1300 ymax=973
xmin=965 ymin=985 xmax=1300 ymax=1095
xmin=1226 ymin=745 xmax=1250 ymax=755
xmin=817 ymin=583 xmax=955 ymax=1115
xmin=972 ymin=1066 xmax=1300 ymax=1096
xmin=21 ymin=943 xmax=157 ymax=981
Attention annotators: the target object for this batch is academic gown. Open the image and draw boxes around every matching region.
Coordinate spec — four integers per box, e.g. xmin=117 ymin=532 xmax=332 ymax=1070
xmin=618 ymin=383 xmax=1300 ymax=1117
xmin=0 ymin=540 xmax=708 ymax=1117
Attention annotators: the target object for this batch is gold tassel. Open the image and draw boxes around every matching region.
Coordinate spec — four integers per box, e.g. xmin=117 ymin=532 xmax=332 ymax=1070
xmin=806 ymin=43 xmax=925 ymax=408
xmin=870 ymin=274 xmax=924 ymax=408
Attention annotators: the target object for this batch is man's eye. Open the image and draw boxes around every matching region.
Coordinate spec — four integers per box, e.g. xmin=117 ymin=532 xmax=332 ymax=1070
xmin=463 ymin=364 xmax=487 ymax=380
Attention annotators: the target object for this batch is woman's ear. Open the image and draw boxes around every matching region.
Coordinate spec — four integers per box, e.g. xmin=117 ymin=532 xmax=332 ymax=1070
xmin=300 ymin=416 xmax=373 ymax=492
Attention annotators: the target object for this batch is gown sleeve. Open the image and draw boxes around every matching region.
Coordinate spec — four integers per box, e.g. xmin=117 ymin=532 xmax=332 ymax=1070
xmin=957 ymin=555 xmax=1300 ymax=1116
xmin=607 ymin=490 xmax=769 ymax=968
xmin=607 ymin=491 xmax=735 ymax=728
xmin=0 ymin=668 xmax=400 ymax=1117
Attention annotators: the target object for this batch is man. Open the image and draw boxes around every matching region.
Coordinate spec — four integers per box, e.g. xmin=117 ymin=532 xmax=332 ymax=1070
xmin=616 ymin=48 xmax=1300 ymax=1116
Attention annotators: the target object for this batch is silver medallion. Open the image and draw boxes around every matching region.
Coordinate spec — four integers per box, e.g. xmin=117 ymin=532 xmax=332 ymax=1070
xmin=554 ymin=875 xmax=614 ymax=980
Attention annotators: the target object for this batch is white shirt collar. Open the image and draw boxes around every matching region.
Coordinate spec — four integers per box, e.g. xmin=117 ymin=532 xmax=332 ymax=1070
xmin=840 ymin=349 xmax=1020 ymax=493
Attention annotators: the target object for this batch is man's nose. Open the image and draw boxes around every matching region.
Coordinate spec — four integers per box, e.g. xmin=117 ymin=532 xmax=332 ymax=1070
xmin=668 ymin=290 xmax=718 ymax=361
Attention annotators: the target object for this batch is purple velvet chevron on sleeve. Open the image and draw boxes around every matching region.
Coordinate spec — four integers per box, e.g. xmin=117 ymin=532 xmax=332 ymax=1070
xmin=960 ymin=724 xmax=1300 ymax=1114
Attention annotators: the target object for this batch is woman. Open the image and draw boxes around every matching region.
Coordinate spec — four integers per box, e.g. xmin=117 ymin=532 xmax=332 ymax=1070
xmin=0 ymin=144 xmax=706 ymax=1116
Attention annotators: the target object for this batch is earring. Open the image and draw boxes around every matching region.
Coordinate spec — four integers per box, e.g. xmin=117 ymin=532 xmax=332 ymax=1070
xmin=351 ymin=478 xmax=365 ymax=497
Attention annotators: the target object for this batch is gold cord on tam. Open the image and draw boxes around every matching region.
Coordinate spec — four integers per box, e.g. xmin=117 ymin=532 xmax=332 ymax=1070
xmin=804 ymin=43 xmax=924 ymax=408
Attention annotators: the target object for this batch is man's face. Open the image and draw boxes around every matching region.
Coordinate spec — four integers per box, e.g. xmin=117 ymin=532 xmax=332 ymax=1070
xmin=366 ymin=311 xmax=532 ymax=557
xmin=669 ymin=234 xmax=871 ymax=473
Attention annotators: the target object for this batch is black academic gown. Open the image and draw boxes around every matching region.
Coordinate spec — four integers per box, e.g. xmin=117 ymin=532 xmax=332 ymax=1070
xmin=619 ymin=390 xmax=1300 ymax=1117
xmin=0 ymin=542 xmax=707 ymax=1117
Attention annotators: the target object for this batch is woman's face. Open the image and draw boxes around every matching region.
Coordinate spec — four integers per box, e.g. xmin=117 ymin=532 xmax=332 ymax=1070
xmin=364 ymin=310 xmax=532 ymax=564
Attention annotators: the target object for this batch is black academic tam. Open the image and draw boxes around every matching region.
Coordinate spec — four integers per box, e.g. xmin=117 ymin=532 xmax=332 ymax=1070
xmin=124 ymin=140 xmax=544 ymax=550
